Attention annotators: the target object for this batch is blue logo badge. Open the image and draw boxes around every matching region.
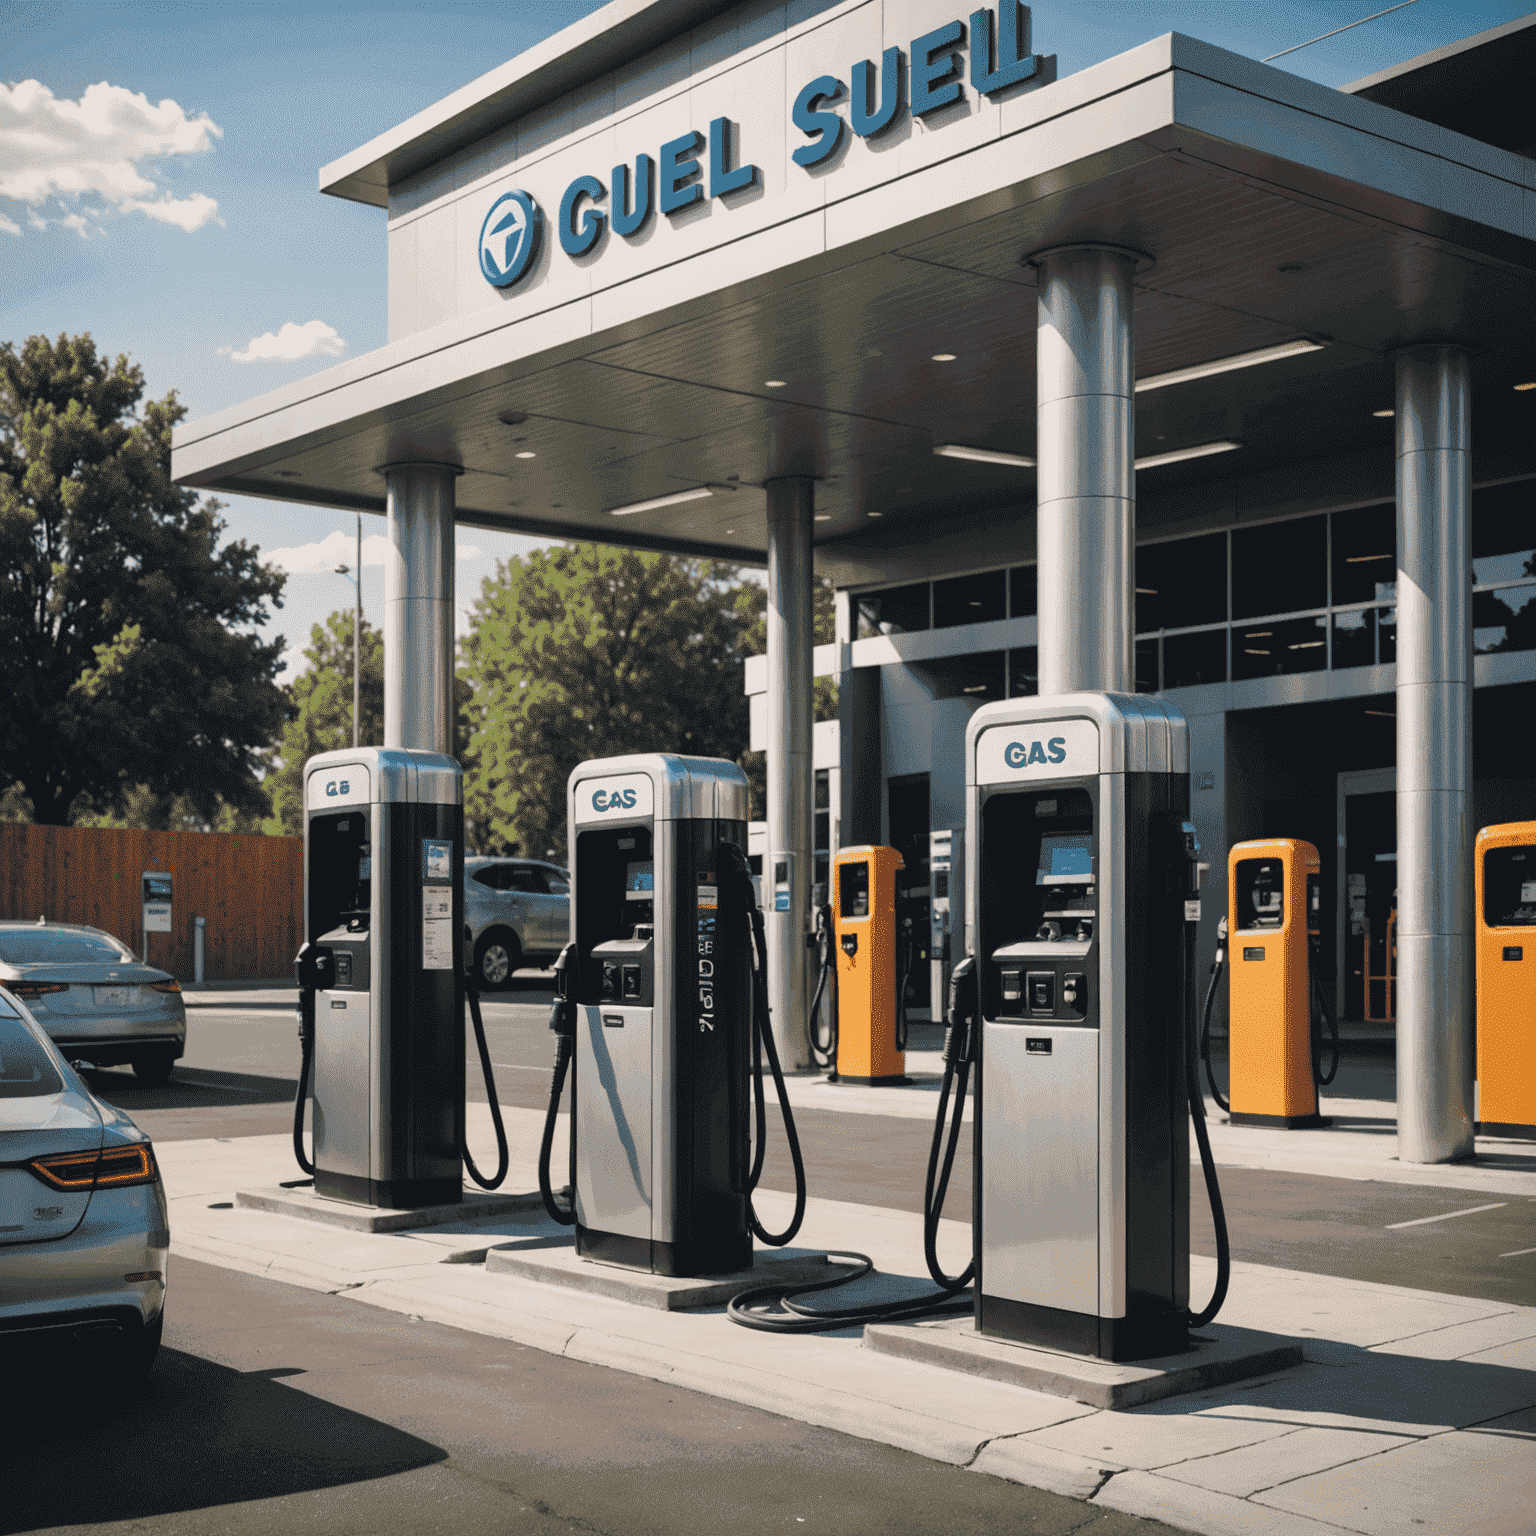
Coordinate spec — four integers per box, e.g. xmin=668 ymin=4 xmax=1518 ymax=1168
xmin=479 ymin=191 xmax=542 ymax=289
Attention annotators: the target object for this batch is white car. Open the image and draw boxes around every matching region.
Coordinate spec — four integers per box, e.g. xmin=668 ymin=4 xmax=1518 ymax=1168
xmin=0 ymin=983 xmax=168 ymax=1376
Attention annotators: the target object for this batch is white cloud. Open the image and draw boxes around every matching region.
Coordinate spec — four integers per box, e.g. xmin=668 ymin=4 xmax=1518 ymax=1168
xmin=265 ymin=532 xmax=500 ymax=576
xmin=0 ymin=79 xmax=222 ymax=233
xmin=0 ymin=212 xmax=19 ymax=237
xmin=221 ymin=319 xmax=346 ymax=364
xmin=457 ymin=542 xmax=483 ymax=559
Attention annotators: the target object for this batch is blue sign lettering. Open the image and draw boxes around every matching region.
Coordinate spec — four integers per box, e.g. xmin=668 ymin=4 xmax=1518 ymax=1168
xmin=1003 ymin=737 xmax=1067 ymax=769
xmin=324 ymin=778 xmax=350 ymax=797
xmin=592 ymin=787 xmax=640 ymax=813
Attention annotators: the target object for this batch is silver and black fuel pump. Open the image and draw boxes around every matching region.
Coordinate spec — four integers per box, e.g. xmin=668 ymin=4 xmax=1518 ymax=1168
xmin=291 ymin=746 xmax=498 ymax=1209
xmin=538 ymin=754 xmax=806 ymax=1277
xmin=964 ymin=692 xmax=1227 ymax=1361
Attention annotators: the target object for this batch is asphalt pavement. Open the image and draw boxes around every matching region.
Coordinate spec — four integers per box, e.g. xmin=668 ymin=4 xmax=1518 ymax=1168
xmin=3 ymin=1256 xmax=1184 ymax=1536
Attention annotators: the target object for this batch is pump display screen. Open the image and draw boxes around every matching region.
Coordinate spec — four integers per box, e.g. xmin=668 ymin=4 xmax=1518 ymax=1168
xmin=625 ymin=861 xmax=655 ymax=901
xmin=1036 ymin=833 xmax=1094 ymax=885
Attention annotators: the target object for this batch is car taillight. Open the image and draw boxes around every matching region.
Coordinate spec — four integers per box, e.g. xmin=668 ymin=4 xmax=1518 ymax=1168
xmin=148 ymin=979 xmax=181 ymax=994
xmin=28 ymin=1144 xmax=158 ymax=1191
xmin=12 ymin=982 xmax=68 ymax=1000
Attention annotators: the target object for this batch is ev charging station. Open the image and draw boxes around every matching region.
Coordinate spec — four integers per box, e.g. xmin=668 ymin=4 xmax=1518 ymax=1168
xmin=1217 ymin=838 xmax=1338 ymax=1128
xmin=965 ymin=692 xmax=1208 ymax=1361
xmin=297 ymin=746 xmax=465 ymax=1209
xmin=830 ymin=845 xmax=908 ymax=1085
xmin=560 ymin=753 xmax=760 ymax=1277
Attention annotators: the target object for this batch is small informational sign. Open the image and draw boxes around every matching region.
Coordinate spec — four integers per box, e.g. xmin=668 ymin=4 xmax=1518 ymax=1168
xmin=142 ymin=871 xmax=172 ymax=934
xmin=1184 ymin=900 xmax=1201 ymax=923
xmin=421 ymin=839 xmax=455 ymax=971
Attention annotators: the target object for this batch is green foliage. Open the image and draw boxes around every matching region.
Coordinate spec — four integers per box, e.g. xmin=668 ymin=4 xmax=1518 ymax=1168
xmin=71 ymin=783 xmax=270 ymax=835
xmin=0 ymin=333 xmax=287 ymax=826
xmin=265 ymin=608 xmax=385 ymax=836
xmin=461 ymin=547 xmax=755 ymax=859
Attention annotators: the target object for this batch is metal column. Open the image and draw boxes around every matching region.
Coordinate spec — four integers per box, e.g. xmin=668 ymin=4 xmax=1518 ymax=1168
xmin=1031 ymin=246 xmax=1139 ymax=696
xmin=765 ymin=476 xmax=814 ymax=1072
xmin=382 ymin=464 xmax=458 ymax=756
xmin=1394 ymin=346 xmax=1474 ymax=1163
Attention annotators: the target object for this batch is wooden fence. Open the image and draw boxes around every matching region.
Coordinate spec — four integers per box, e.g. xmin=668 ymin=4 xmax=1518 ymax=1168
xmin=0 ymin=824 xmax=302 ymax=982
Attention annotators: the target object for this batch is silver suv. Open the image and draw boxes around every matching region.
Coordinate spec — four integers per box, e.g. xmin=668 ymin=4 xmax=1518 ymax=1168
xmin=464 ymin=857 xmax=569 ymax=989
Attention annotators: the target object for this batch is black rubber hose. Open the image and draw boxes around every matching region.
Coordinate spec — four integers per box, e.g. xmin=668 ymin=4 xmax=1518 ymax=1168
xmin=538 ymin=1032 xmax=576 ymax=1226
xmin=922 ymin=1018 xmax=974 ymax=1292
xmin=292 ymin=1029 xmax=314 ymax=1176
xmin=1187 ymin=921 xmax=1231 ymax=1329
xmin=1199 ymin=918 xmax=1230 ymax=1114
xmin=1310 ymin=953 xmax=1341 ymax=1088
xmin=894 ymin=913 xmax=913 ymax=1055
xmin=746 ymin=924 xmax=808 ymax=1248
xmin=463 ymin=982 xmax=510 ymax=1190
xmin=807 ymin=907 xmax=837 ymax=1073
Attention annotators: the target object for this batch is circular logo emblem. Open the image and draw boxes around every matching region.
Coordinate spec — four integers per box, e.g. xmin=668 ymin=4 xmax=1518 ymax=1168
xmin=479 ymin=190 xmax=542 ymax=289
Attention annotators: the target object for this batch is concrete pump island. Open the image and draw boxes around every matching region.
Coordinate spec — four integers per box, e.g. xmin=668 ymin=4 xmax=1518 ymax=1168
xmin=169 ymin=5 xmax=1535 ymax=1535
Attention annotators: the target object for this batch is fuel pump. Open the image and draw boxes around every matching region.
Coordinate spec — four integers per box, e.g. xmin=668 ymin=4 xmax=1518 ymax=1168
xmin=542 ymin=754 xmax=806 ymax=1278
xmin=289 ymin=747 xmax=512 ymax=1208
xmin=1209 ymin=839 xmax=1339 ymax=1127
xmin=966 ymin=693 xmax=1227 ymax=1361
xmin=1475 ymin=820 xmax=1536 ymax=1138
xmin=830 ymin=846 xmax=908 ymax=1084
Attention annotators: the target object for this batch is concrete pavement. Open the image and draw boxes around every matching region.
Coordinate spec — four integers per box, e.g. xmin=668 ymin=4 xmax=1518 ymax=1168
xmin=156 ymin=1106 xmax=1536 ymax=1536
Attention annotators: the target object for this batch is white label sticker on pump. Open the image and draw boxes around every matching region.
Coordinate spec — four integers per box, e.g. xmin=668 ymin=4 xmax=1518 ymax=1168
xmin=573 ymin=772 xmax=654 ymax=826
xmin=422 ymin=885 xmax=454 ymax=971
xmin=975 ymin=720 xmax=1099 ymax=784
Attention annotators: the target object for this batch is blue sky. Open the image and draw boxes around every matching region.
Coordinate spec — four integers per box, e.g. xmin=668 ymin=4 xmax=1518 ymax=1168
xmin=4 ymin=0 xmax=1528 ymax=679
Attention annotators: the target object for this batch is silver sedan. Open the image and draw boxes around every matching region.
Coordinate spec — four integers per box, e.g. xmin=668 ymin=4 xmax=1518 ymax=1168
xmin=0 ymin=922 xmax=187 ymax=1086
xmin=0 ymin=984 xmax=169 ymax=1376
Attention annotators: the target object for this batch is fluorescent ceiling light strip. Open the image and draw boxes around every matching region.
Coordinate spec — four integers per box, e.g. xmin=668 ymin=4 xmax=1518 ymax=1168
xmin=609 ymin=487 xmax=713 ymax=517
xmin=1134 ymin=440 xmax=1241 ymax=470
xmin=1135 ymin=339 xmax=1324 ymax=393
xmin=934 ymin=444 xmax=1036 ymax=468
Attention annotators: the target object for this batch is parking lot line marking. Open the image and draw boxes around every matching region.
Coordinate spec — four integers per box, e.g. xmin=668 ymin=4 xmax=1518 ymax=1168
xmin=1500 ymin=1246 xmax=1536 ymax=1259
xmin=1385 ymin=1201 xmax=1506 ymax=1230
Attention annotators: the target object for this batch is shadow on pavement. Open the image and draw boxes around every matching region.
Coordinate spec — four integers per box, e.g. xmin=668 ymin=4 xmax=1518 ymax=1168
xmin=79 ymin=1065 xmax=297 ymax=1111
xmin=0 ymin=1347 xmax=445 ymax=1531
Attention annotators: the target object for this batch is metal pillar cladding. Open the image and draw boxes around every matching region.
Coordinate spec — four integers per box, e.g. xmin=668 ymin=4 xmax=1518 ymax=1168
xmin=1031 ymin=246 xmax=1140 ymax=697
xmin=1394 ymin=345 xmax=1474 ymax=1164
xmin=382 ymin=464 xmax=460 ymax=756
xmin=765 ymin=477 xmax=815 ymax=1072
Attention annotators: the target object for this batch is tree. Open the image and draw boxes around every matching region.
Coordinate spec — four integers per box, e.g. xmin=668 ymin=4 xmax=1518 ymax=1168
xmin=461 ymin=547 xmax=754 ymax=860
xmin=0 ymin=333 xmax=286 ymax=825
xmin=265 ymin=609 xmax=385 ymax=836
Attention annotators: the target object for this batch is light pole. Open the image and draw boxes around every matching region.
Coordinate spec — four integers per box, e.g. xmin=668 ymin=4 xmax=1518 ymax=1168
xmin=334 ymin=513 xmax=362 ymax=748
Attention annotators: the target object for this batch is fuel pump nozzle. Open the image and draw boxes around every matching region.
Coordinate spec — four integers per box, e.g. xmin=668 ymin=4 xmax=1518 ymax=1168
xmin=538 ymin=942 xmax=578 ymax=1226
xmin=289 ymin=941 xmax=330 ymax=1179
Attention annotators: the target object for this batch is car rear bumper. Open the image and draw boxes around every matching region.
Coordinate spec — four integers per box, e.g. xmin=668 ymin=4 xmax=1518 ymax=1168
xmin=46 ymin=1032 xmax=185 ymax=1067
xmin=0 ymin=1182 xmax=168 ymax=1331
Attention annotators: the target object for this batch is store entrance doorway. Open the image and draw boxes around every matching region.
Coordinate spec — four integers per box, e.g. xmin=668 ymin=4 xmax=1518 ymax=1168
xmin=1337 ymin=768 xmax=1397 ymax=1026
xmin=887 ymin=773 xmax=931 ymax=1018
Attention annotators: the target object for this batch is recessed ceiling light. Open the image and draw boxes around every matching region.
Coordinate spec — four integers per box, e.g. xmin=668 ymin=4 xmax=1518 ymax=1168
xmin=609 ymin=486 xmax=713 ymax=516
xmin=765 ymin=379 xmax=788 ymax=388
xmin=1346 ymin=554 xmax=1392 ymax=563
xmin=1372 ymin=409 xmax=1394 ymax=418
xmin=868 ymin=511 xmax=883 ymax=517
xmin=498 ymin=409 xmax=529 ymax=425
xmin=931 ymin=353 xmax=957 ymax=362
xmin=725 ymin=528 xmax=735 ymax=534
xmin=515 ymin=450 xmax=536 ymax=459
xmin=1135 ymin=587 xmax=1157 ymax=595
xmin=1516 ymin=381 xmax=1536 ymax=392
xmin=814 ymin=514 xmax=831 ymax=522
xmin=962 ymin=684 xmax=989 ymax=693
xmin=934 ymin=444 xmax=1035 ymax=468
xmin=1135 ymin=339 xmax=1324 ymax=393
xmin=1134 ymin=440 xmax=1241 ymax=470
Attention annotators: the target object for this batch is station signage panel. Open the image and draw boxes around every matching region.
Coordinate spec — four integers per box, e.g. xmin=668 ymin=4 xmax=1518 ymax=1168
xmin=478 ymin=2 xmax=1046 ymax=290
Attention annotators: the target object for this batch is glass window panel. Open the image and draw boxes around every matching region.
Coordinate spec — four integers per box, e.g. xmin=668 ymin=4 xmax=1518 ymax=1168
xmin=1233 ymin=614 xmax=1329 ymax=679
xmin=1007 ymin=647 xmax=1038 ymax=697
xmin=1474 ymin=585 xmax=1536 ymax=654
xmin=1379 ymin=606 xmax=1395 ymax=665
xmin=933 ymin=569 xmax=1006 ymax=628
xmin=1008 ymin=564 xmax=1037 ymax=618
xmin=1472 ymin=480 xmax=1536 ymax=586
xmin=1136 ymin=533 xmax=1227 ymax=631
xmin=916 ymin=650 xmax=1005 ymax=701
xmin=1232 ymin=515 xmax=1326 ymax=619
xmin=855 ymin=583 xmax=929 ymax=638
xmin=1163 ymin=628 xmax=1227 ymax=688
xmin=1331 ymin=503 xmax=1396 ymax=604
xmin=814 ymin=768 xmax=830 ymax=811
xmin=1331 ymin=607 xmax=1376 ymax=670
xmin=1135 ymin=637 xmax=1160 ymax=693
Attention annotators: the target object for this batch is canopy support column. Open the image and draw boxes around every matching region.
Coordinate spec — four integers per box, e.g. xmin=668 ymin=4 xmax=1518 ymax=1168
xmin=765 ymin=476 xmax=815 ymax=1072
xmin=1032 ymin=245 xmax=1139 ymax=696
xmin=382 ymin=463 xmax=459 ymax=756
xmin=1394 ymin=345 xmax=1474 ymax=1164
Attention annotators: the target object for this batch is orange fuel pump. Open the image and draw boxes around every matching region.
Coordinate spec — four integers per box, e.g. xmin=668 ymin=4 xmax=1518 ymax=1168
xmin=1475 ymin=821 xmax=1536 ymax=1138
xmin=1218 ymin=838 xmax=1338 ymax=1128
xmin=830 ymin=845 xmax=910 ymax=1084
